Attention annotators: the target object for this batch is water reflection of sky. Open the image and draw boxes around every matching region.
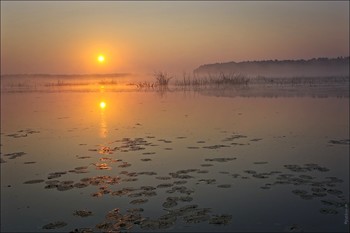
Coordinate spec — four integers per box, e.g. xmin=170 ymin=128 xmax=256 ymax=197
xmin=1 ymin=89 xmax=349 ymax=232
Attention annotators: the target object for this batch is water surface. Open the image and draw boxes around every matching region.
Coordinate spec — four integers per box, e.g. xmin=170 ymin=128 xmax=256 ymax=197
xmin=1 ymin=77 xmax=349 ymax=232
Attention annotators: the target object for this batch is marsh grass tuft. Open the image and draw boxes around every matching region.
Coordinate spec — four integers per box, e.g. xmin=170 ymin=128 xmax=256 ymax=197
xmin=175 ymin=72 xmax=250 ymax=87
xmin=44 ymin=80 xmax=89 ymax=87
xmin=154 ymin=71 xmax=173 ymax=86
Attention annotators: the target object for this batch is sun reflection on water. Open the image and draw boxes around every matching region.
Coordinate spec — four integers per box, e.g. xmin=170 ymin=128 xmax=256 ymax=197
xmin=99 ymin=101 xmax=107 ymax=138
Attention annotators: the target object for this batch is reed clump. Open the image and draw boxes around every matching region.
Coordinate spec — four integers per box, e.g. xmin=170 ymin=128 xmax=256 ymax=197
xmin=44 ymin=80 xmax=89 ymax=87
xmin=131 ymin=71 xmax=173 ymax=89
xmin=154 ymin=71 xmax=173 ymax=86
xmin=175 ymin=72 xmax=250 ymax=87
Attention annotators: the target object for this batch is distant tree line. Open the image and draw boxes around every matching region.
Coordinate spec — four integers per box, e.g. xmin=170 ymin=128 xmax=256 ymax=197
xmin=193 ymin=57 xmax=349 ymax=78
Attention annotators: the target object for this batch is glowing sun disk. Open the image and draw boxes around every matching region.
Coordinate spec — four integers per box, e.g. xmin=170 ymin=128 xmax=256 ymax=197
xmin=100 ymin=101 xmax=106 ymax=109
xmin=98 ymin=55 xmax=105 ymax=63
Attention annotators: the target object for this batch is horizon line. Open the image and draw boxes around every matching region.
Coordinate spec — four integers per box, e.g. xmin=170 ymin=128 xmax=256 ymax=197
xmin=1 ymin=56 xmax=349 ymax=76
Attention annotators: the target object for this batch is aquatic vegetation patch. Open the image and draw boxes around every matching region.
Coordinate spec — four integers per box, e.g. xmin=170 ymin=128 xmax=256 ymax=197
xmin=23 ymin=161 xmax=36 ymax=164
xmin=3 ymin=152 xmax=26 ymax=159
xmin=253 ymin=161 xmax=268 ymax=164
xmin=23 ymin=179 xmax=45 ymax=184
xmin=7 ymin=129 xmax=40 ymax=138
xmin=130 ymin=198 xmax=149 ymax=205
xmin=319 ymin=208 xmax=338 ymax=215
xmin=42 ymin=221 xmax=67 ymax=229
xmin=217 ymin=184 xmax=231 ymax=188
xmin=203 ymin=144 xmax=230 ymax=149
xmin=140 ymin=158 xmax=152 ymax=162
xmin=209 ymin=214 xmax=232 ymax=225
xmin=205 ymin=157 xmax=236 ymax=162
xmin=73 ymin=210 xmax=93 ymax=217
xmin=328 ymin=139 xmax=350 ymax=145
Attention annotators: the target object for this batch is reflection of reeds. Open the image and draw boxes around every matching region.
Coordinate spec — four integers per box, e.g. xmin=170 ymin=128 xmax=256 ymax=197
xmin=97 ymin=79 xmax=118 ymax=85
xmin=253 ymin=76 xmax=349 ymax=86
xmin=44 ymin=80 xmax=89 ymax=87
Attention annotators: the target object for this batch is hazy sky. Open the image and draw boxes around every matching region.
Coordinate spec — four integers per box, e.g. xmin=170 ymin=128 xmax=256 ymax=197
xmin=1 ymin=1 xmax=349 ymax=75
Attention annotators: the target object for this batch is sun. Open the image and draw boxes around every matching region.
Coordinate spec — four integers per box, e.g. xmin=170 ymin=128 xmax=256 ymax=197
xmin=100 ymin=101 xmax=106 ymax=109
xmin=97 ymin=55 xmax=105 ymax=63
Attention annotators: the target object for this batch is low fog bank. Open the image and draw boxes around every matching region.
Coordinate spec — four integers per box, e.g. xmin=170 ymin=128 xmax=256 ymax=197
xmin=194 ymin=57 xmax=349 ymax=78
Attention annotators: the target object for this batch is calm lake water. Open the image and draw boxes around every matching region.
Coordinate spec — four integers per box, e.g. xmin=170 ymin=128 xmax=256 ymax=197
xmin=1 ymin=76 xmax=349 ymax=232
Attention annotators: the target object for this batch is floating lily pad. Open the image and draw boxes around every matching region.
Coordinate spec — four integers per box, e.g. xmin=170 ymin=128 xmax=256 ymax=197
xmin=140 ymin=186 xmax=156 ymax=191
xmin=23 ymin=161 xmax=36 ymax=164
xmin=319 ymin=208 xmax=338 ymax=215
xmin=70 ymin=227 xmax=94 ymax=233
xmin=327 ymin=189 xmax=343 ymax=195
xmin=157 ymin=183 xmax=173 ymax=188
xmin=162 ymin=200 xmax=178 ymax=208
xmin=138 ymin=172 xmax=157 ymax=176
xmin=209 ymin=214 xmax=232 ymax=225
xmin=4 ymin=152 xmax=26 ymax=159
xmin=325 ymin=177 xmax=344 ymax=183
xmin=23 ymin=179 xmax=45 ymax=184
xmin=95 ymin=222 xmax=113 ymax=230
xmin=197 ymin=179 xmax=216 ymax=184
xmin=46 ymin=180 xmax=60 ymax=185
xmin=61 ymin=180 xmax=74 ymax=185
xmin=183 ymin=213 xmax=210 ymax=223
xmin=250 ymin=138 xmax=263 ymax=142
xmin=321 ymin=200 xmax=345 ymax=208
xmin=130 ymin=199 xmax=148 ymax=205
xmin=127 ymin=208 xmax=144 ymax=213
xmin=140 ymin=158 xmax=152 ymax=162
xmin=93 ymin=163 xmax=112 ymax=170
xmin=73 ymin=210 xmax=93 ymax=217
xmin=205 ymin=157 xmax=236 ymax=162
xmin=311 ymin=187 xmax=326 ymax=193
xmin=128 ymin=192 xmax=143 ymax=198
xmin=217 ymin=184 xmax=231 ymax=188
xmin=118 ymin=162 xmax=131 ymax=168
xmin=285 ymin=224 xmax=304 ymax=232
xmin=243 ymin=170 xmax=257 ymax=174
xmin=252 ymin=174 xmax=269 ymax=179
xmin=328 ymin=139 xmax=350 ymax=145
xmin=155 ymin=176 xmax=171 ymax=180
xmin=143 ymin=191 xmax=157 ymax=197
xmin=57 ymin=184 xmax=74 ymax=191
xmin=179 ymin=196 xmax=193 ymax=202
xmin=253 ymin=161 xmax=268 ymax=164
xmin=292 ymin=189 xmax=308 ymax=196
xmin=42 ymin=221 xmax=67 ymax=229
xmin=219 ymin=171 xmax=230 ymax=174
xmin=123 ymin=178 xmax=138 ymax=182
xmin=74 ymin=182 xmax=89 ymax=188
xmin=142 ymin=152 xmax=156 ymax=155
xmin=203 ymin=144 xmax=230 ymax=149
xmin=232 ymin=174 xmax=240 ymax=178
xmin=48 ymin=171 xmax=67 ymax=179
xmin=140 ymin=219 xmax=160 ymax=230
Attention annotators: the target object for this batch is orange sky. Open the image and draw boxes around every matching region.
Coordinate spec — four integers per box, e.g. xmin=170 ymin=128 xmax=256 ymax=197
xmin=1 ymin=1 xmax=349 ymax=75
